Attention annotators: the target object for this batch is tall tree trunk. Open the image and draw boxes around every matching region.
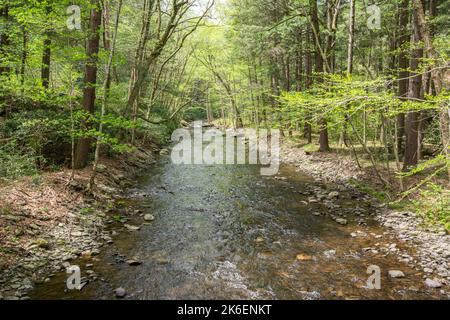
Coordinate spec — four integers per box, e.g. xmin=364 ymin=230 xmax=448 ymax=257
xmin=285 ymin=55 xmax=291 ymax=91
xmin=102 ymin=0 xmax=113 ymax=91
xmin=340 ymin=0 xmax=355 ymax=148
xmin=41 ymin=37 xmax=51 ymax=89
xmin=295 ymin=29 xmax=303 ymax=91
xmin=346 ymin=0 xmax=355 ymax=77
xmin=41 ymin=5 xmax=52 ymax=89
xmin=304 ymin=26 xmax=313 ymax=143
xmin=310 ymin=0 xmax=330 ymax=152
xmin=397 ymin=0 xmax=410 ymax=155
xmin=404 ymin=7 xmax=423 ymax=169
xmin=90 ymin=0 xmax=123 ymax=190
xmin=412 ymin=0 xmax=448 ymax=179
xmin=20 ymin=28 xmax=28 ymax=86
xmin=74 ymin=0 xmax=102 ymax=169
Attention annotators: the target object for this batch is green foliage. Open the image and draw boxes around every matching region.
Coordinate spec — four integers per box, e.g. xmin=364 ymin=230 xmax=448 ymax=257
xmin=349 ymin=178 xmax=389 ymax=202
xmin=0 ymin=140 xmax=39 ymax=179
xmin=413 ymin=183 xmax=450 ymax=232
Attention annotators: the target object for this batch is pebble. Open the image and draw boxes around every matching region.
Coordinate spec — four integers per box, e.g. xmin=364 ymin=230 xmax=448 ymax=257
xmin=144 ymin=214 xmax=155 ymax=222
xmin=336 ymin=218 xmax=348 ymax=226
xmin=159 ymin=149 xmax=170 ymax=155
xmin=124 ymin=224 xmax=141 ymax=231
xmin=328 ymin=191 xmax=340 ymax=199
xmin=424 ymin=278 xmax=442 ymax=288
xmin=115 ymin=287 xmax=127 ymax=298
xmin=388 ymin=270 xmax=405 ymax=278
xmin=126 ymin=259 xmax=142 ymax=266
xmin=296 ymin=254 xmax=313 ymax=261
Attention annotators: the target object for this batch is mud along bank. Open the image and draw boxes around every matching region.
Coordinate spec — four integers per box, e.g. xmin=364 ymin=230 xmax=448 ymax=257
xmin=0 ymin=143 xmax=162 ymax=300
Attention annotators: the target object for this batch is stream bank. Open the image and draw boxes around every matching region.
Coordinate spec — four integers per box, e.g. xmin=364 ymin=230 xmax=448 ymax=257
xmin=27 ymin=136 xmax=449 ymax=300
xmin=0 ymin=142 xmax=161 ymax=300
xmin=281 ymin=141 xmax=450 ymax=292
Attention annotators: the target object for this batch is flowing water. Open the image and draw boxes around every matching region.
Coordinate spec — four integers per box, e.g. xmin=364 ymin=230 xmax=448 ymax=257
xmin=30 ymin=144 xmax=443 ymax=300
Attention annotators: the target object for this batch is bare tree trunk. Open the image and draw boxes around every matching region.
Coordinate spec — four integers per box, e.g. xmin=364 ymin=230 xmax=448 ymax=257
xmin=74 ymin=0 xmax=102 ymax=169
xmin=295 ymin=29 xmax=303 ymax=91
xmin=346 ymin=0 xmax=355 ymax=77
xmin=41 ymin=5 xmax=52 ymax=89
xmin=339 ymin=0 xmax=355 ymax=148
xmin=41 ymin=37 xmax=51 ymax=89
xmin=20 ymin=28 xmax=27 ymax=87
xmin=89 ymin=0 xmax=123 ymax=190
xmin=102 ymin=0 xmax=114 ymax=91
xmin=304 ymin=26 xmax=313 ymax=143
xmin=397 ymin=0 xmax=410 ymax=155
xmin=310 ymin=0 xmax=330 ymax=152
xmin=404 ymin=7 xmax=423 ymax=170
xmin=412 ymin=0 xmax=449 ymax=180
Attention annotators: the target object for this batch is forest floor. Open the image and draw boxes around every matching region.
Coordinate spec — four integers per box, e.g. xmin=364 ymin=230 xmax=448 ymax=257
xmin=0 ymin=142 xmax=161 ymax=299
xmin=281 ymin=138 xmax=450 ymax=289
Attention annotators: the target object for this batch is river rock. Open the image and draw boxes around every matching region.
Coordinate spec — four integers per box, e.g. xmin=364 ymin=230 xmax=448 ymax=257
xmin=144 ymin=214 xmax=155 ymax=222
xmin=126 ymin=259 xmax=142 ymax=266
xmin=159 ymin=149 xmax=170 ymax=155
xmin=328 ymin=191 xmax=340 ymax=199
xmin=323 ymin=250 xmax=336 ymax=259
xmin=296 ymin=254 xmax=313 ymax=261
xmin=124 ymin=224 xmax=141 ymax=231
xmin=336 ymin=218 xmax=348 ymax=225
xmin=81 ymin=250 xmax=92 ymax=258
xmin=424 ymin=278 xmax=442 ymax=288
xmin=114 ymin=287 xmax=127 ymax=298
xmin=388 ymin=270 xmax=405 ymax=278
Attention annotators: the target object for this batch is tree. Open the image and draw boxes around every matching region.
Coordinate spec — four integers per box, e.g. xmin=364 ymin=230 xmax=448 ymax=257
xmin=89 ymin=0 xmax=123 ymax=190
xmin=0 ymin=4 xmax=10 ymax=75
xmin=396 ymin=0 xmax=410 ymax=154
xmin=309 ymin=0 xmax=330 ymax=152
xmin=74 ymin=0 xmax=102 ymax=169
xmin=41 ymin=4 xmax=52 ymax=89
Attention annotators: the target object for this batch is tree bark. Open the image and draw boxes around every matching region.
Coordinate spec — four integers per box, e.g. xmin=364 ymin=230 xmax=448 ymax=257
xmin=90 ymin=0 xmax=123 ymax=190
xmin=310 ymin=0 xmax=330 ymax=152
xmin=412 ymin=0 xmax=449 ymax=179
xmin=20 ymin=28 xmax=28 ymax=86
xmin=397 ymin=0 xmax=410 ymax=154
xmin=74 ymin=0 xmax=102 ymax=169
xmin=41 ymin=37 xmax=51 ymax=89
xmin=41 ymin=5 xmax=52 ymax=89
xmin=346 ymin=0 xmax=355 ymax=77
xmin=304 ymin=26 xmax=313 ymax=143
xmin=404 ymin=7 xmax=423 ymax=169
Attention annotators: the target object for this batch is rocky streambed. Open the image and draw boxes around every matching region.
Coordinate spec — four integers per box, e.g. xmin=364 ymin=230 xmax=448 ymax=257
xmin=0 ymin=145 xmax=160 ymax=300
xmin=23 ymin=143 xmax=449 ymax=300
xmin=281 ymin=143 xmax=450 ymax=293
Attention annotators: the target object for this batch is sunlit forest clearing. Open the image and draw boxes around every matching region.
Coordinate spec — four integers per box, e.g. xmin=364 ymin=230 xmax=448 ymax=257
xmin=0 ymin=0 xmax=449 ymax=300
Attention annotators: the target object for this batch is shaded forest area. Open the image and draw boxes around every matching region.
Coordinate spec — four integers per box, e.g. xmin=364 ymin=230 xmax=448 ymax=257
xmin=0 ymin=0 xmax=449 ymax=230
